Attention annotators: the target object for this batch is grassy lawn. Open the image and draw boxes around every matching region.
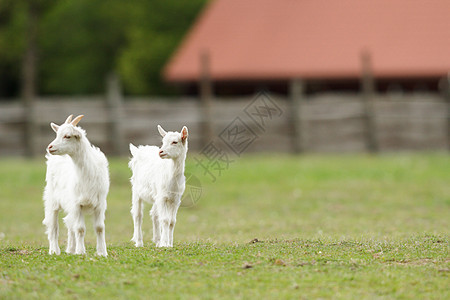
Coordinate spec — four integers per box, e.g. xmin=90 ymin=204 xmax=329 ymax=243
xmin=0 ymin=153 xmax=449 ymax=299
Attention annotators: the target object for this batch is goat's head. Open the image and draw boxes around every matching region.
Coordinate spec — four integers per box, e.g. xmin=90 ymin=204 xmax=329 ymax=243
xmin=157 ymin=125 xmax=188 ymax=160
xmin=47 ymin=114 xmax=85 ymax=156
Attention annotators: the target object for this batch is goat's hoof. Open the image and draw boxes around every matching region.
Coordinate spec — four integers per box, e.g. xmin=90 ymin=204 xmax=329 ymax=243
xmin=96 ymin=252 xmax=108 ymax=257
xmin=49 ymin=248 xmax=61 ymax=255
xmin=131 ymin=237 xmax=143 ymax=247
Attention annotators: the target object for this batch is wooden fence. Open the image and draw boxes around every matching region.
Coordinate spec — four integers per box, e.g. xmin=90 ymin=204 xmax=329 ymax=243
xmin=0 ymin=92 xmax=448 ymax=156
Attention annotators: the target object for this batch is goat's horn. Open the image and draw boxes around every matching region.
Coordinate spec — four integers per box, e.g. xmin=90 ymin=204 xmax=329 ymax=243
xmin=64 ymin=114 xmax=74 ymax=124
xmin=71 ymin=115 xmax=84 ymax=126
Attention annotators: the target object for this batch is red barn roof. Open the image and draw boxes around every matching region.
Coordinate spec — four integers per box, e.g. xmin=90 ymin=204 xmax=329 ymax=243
xmin=164 ymin=0 xmax=450 ymax=83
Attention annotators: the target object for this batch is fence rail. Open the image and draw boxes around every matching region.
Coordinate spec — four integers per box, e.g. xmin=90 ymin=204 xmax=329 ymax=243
xmin=0 ymin=92 xmax=448 ymax=156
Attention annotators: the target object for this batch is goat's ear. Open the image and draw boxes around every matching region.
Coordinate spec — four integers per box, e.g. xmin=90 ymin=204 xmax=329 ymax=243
xmin=50 ymin=123 xmax=59 ymax=133
xmin=181 ymin=126 xmax=188 ymax=143
xmin=71 ymin=115 xmax=84 ymax=126
xmin=157 ymin=125 xmax=167 ymax=137
xmin=64 ymin=115 xmax=73 ymax=124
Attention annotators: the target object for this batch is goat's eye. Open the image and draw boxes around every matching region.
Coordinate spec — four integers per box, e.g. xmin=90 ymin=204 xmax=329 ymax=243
xmin=172 ymin=141 xmax=178 ymax=145
xmin=64 ymin=135 xmax=71 ymax=139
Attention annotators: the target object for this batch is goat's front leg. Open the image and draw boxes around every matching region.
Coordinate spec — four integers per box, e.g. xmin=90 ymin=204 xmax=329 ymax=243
xmin=130 ymin=193 xmax=144 ymax=247
xmin=64 ymin=207 xmax=86 ymax=255
xmin=168 ymin=202 xmax=181 ymax=247
xmin=157 ymin=199 xmax=177 ymax=248
xmin=43 ymin=209 xmax=60 ymax=255
xmin=93 ymin=206 xmax=107 ymax=257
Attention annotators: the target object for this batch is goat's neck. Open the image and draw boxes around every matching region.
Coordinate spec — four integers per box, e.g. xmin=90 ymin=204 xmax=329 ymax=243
xmin=167 ymin=153 xmax=186 ymax=192
xmin=70 ymin=138 xmax=97 ymax=179
xmin=170 ymin=153 xmax=186 ymax=178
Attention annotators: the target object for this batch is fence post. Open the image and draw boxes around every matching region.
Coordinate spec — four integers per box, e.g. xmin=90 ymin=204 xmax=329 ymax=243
xmin=360 ymin=50 xmax=379 ymax=153
xmin=442 ymin=73 xmax=450 ymax=151
xmin=22 ymin=1 xmax=39 ymax=157
xmin=290 ymin=79 xmax=305 ymax=153
xmin=199 ymin=51 xmax=214 ymax=148
xmin=106 ymin=73 xmax=125 ymax=156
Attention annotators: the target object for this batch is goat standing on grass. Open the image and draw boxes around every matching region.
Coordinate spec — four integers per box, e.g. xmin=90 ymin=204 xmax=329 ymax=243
xmin=43 ymin=115 xmax=109 ymax=256
xmin=129 ymin=125 xmax=188 ymax=248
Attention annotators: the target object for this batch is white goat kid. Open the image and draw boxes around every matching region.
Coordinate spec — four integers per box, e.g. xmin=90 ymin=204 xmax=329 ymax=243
xmin=129 ymin=125 xmax=188 ymax=248
xmin=43 ymin=115 xmax=109 ymax=256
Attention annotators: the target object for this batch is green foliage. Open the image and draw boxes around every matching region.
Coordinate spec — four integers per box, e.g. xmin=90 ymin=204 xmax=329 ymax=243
xmin=0 ymin=0 xmax=25 ymax=97
xmin=0 ymin=0 xmax=207 ymax=96
xmin=119 ymin=0 xmax=206 ymax=95
xmin=0 ymin=154 xmax=449 ymax=298
xmin=39 ymin=0 xmax=127 ymax=94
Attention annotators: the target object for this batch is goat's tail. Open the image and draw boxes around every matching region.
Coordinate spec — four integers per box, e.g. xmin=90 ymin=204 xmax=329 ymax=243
xmin=128 ymin=143 xmax=138 ymax=170
xmin=129 ymin=143 xmax=138 ymax=156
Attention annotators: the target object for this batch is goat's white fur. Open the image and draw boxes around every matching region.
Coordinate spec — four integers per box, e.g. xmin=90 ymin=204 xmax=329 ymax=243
xmin=129 ymin=125 xmax=188 ymax=247
xmin=43 ymin=114 xmax=109 ymax=256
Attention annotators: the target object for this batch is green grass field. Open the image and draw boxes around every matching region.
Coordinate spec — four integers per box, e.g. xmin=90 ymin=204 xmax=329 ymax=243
xmin=0 ymin=154 xmax=449 ymax=299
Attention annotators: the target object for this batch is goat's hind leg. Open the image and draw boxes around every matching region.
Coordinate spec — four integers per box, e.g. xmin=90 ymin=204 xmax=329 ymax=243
xmin=131 ymin=193 xmax=144 ymax=247
xmin=66 ymin=228 xmax=76 ymax=254
xmin=150 ymin=204 xmax=161 ymax=247
xmin=43 ymin=208 xmax=60 ymax=255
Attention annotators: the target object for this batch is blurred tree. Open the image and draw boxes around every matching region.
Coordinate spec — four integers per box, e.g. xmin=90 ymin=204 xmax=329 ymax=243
xmin=0 ymin=0 xmax=25 ymax=97
xmin=0 ymin=0 xmax=207 ymax=97
xmin=118 ymin=0 xmax=206 ymax=95
xmin=39 ymin=0 xmax=128 ymax=94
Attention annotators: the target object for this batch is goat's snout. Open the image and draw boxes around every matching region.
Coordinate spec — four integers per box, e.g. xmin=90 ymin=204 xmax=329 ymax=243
xmin=48 ymin=144 xmax=56 ymax=154
xmin=159 ymin=150 xmax=166 ymax=158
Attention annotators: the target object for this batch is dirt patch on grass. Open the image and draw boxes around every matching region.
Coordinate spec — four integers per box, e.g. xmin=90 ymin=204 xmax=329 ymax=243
xmin=7 ymin=248 xmax=34 ymax=255
xmin=383 ymin=258 xmax=438 ymax=266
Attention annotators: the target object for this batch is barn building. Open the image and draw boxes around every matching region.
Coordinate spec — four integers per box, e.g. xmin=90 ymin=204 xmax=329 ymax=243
xmin=164 ymin=0 xmax=450 ymax=95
